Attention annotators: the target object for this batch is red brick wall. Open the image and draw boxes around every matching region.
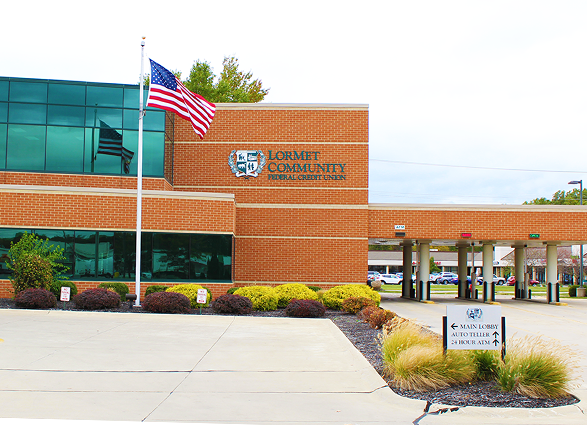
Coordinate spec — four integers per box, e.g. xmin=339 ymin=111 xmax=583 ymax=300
xmin=0 ymin=187 xmax=235 ymax=232
xmin=173 ymin=105 xmax=370 ymax=288
xmin=368 ymin=205 xmax=587 ymax=243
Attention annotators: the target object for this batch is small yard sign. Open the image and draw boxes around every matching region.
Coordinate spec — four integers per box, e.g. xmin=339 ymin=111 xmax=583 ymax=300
xmin=60 ymin=287 xmax=71 ymax=302
xmin=445 ymin=305 xmax=504 ymax=351
xmin=196 ymin=289 xmax=207 ymax=304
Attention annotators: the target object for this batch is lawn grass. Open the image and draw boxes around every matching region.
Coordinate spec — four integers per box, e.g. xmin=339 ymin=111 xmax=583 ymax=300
xmin=379 ymin=284 xmax=584 ymax=299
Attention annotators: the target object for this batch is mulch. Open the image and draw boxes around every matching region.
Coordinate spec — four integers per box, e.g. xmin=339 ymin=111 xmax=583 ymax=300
xmin=0 ymin=297 xmax=579 ymax=409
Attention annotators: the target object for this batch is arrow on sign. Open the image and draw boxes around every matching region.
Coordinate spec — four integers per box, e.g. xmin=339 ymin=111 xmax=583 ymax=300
xmin=493 ymin=331 xmax=499 ymax=338
xmin=493 ymin=339 xmax=499 ymax=346
xmin=451 ymin=323 xmax=458 ymax=330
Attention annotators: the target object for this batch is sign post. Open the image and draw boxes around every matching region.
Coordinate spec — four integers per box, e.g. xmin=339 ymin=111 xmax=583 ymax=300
xmin=444 ymin=305 xmax=506 ymax=360
xmin=60 ymin=286 xmax=71 ymax=309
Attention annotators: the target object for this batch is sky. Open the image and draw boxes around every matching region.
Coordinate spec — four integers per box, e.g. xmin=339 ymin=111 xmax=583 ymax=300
xmin=1 ymin=0 xmax=586 ymax=205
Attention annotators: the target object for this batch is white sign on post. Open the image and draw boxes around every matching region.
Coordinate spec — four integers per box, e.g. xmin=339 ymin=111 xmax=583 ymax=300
xmin=196 ymin=289 xmax=207 ymax=304
xmin=60 ymin=287 xmax=71 ymax=302
xmin=446 ymin=305 xmax=502 ymax=350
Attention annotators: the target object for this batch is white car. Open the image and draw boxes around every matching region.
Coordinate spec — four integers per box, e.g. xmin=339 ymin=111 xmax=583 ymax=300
xmin=377 ymin=273 xmax=401 ymax=285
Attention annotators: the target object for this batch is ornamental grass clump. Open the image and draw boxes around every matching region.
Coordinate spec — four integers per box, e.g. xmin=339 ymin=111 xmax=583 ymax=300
xmin=14 ymin=288 xmax=57 ymax=309
xmin=380 ymin=320 xmax=475 ymax=391
xmin=321 ymin=284 xmax=381 ymax=310
xmin=471 ymin=350 xmax=501 ymax=381
xmin=166 ymin=284 xmax=211 ymax=308
xmin=233 ymin=286 xmax=279 ymax=311
xmin=142 ymin=291 xmax=191 ymax=314
xmin=497 ymin=335 xmax=578 ymax=398
xmin=274 ymin=283 xmax=318 ymax=308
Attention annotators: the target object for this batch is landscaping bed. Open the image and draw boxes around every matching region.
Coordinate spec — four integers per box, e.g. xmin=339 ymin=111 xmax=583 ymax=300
xmin=0 ymin=297 xmax=579 ymax=409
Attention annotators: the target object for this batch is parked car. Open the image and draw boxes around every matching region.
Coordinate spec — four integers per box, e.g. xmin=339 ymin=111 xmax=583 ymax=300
xmin=367 ymin=271 xmax=381 ymax=286
xmin=437 ymin=272 xmax=458 ymax=284
xmin=449 ymin=276 xmax=472 ymax=284
xmin=506 ymin=276 xmax=539 ymax=286
xmin=429 ymin=273 xmax=441 ymax=282
xmin=377 ymin=273 xmax=401 ymax=285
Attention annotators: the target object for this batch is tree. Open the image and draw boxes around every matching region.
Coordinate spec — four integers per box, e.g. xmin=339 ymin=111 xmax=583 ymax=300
xmin=524 ymin=188 xmax=587 ymax=205
xmin=184 ymin=56 xmax=269 ymax=103
xmin=6 ymin=232 xmax=69 ymax=294
xmin=429 ymin=257 xmax=441 ymax=273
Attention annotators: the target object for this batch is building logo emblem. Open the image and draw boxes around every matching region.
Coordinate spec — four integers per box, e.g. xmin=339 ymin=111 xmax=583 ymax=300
xmin=228 ymin=150 xmax=266 ymax=178
xmin=466 ymin=308 xmax=483 ymax=321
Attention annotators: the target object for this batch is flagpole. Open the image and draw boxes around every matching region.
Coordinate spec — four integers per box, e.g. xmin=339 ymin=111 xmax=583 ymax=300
xmin=135 ymin=36 xmax=146 ymax=306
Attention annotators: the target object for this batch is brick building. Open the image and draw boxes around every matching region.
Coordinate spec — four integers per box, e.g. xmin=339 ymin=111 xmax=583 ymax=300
xmin=1 ymin=76 xmax=585 ymax=303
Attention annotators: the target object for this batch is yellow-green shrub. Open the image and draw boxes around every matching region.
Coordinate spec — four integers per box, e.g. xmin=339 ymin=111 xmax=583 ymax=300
xmin=166 ymin=284 xmax=211 ymax=308
xmin=321 ymin=284 xmax=380 ymax=310
xmin=234 ymin=286 xmax=279 ymax=311
xmin=274 ymin=283 xmax=318 ymax=308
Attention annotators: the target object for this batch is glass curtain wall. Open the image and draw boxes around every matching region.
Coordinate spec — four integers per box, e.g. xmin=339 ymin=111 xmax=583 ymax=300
xmin=0 ymin=77 xmax=171 ymax=177
xmin=0 ymin=229 xmax=232 ymax=283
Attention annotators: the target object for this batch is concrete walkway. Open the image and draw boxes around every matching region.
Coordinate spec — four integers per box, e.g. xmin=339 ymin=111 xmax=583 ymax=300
xmin=0 ymin=299 xmax=585 ymax=424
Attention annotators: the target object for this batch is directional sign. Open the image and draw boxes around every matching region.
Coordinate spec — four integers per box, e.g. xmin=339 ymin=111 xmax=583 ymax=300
xmin=446 ymin=305 xmax=502 ymax=350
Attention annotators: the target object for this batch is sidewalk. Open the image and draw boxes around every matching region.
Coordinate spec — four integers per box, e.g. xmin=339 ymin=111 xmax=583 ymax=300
xmin=0 ymin=302 xmax=585 ymax=424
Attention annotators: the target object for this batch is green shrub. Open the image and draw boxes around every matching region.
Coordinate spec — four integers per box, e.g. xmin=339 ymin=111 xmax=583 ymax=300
xmin=234 ymin=286 xmax=279 ymax=311
xmin=363 ymin=308 xmax=396 ymax=329
xmin=14 ymin=288 xmax=57 ymax=309
xmin=497 ymin=335 xmax=577 ymax=398
xmin=49 ymin=280 xmax=78 ymax=299
xmin=471 ymin=350 xmax=501 ymax=381
xmin=306 ymin=285 xmax=321 ymax=292
xmin=285 ymin=299 xmax=326 ymax=318
xmin=322 ymin=284 xmax=381 ymax=310
xmin=274 ymin=283 xmax=318 ymax=308
xmin=142 ymin=291 xmax=191 ymax=314
xmin=212 ymin=294 xmax=253 ymax=315
xmin=226 ymin=287 xmax=240 ymax=295
xmin=98 ymin=282 xmax=129 ymax=301
xmin=11 ymin=254 xmax=54 ymax=294
xmin=145 ymin=285 xmax=169 ymax=296
xmin=341 ymin=297 xmax=379 ymax=314
xmin=166 ymin=284 xmax=211 ymax=308
xmin=73 ymin=288 xmax=121 ymax=310
xmin=569 ymin=285 xmax=579 ymax=297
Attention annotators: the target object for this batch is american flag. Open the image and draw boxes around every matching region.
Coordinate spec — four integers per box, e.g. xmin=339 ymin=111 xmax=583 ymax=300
xmin=146 ymin=59 xmax=216 ymax=139
xmin=96 ymin=120 xmax=134 ymax=174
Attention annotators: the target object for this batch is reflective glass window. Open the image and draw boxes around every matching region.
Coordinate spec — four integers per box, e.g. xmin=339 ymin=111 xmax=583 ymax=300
xmin=0 ymin=102 xmax=7 ymax=123
xmin=48 ymin=83 xmax=86 ymax=105
xmin=84 ymin=128 xmax=127 ymax=174
xmin=123 ymin=108 xmax=165 ymax=132
xmin=123 ymin=87 xmax=148 ymax=108
xmin=97 ymin=232 xmax=115 ymax=279
xmin=0 ymin=80 xmax=8 ymax=101
xmin=46 ymin=126 xmax=84 ymax=172
xmin=48 ymin=105 xmax=85 ymax=126
xmin=0 ymin=124 xmax=6 ymax=169
xmin=32 ymin=229 xmax=74 ymax=278
xmin=191 ymin=234 xmax=232 ymax=280
xmin=153 ymin=233 xmax=189 ymax=279
xmin=87 ymin=85 xmax=123 ymax=108
xmin=113 ymin=232 xmax=135 ymax=279
xmin=86 ymin=107 xmax=122 ymax=129
xmin=122 ymin=130 xmax=164 ymax=176
xmin=7 ymin=124 xmax=46 ymax=170
xmin=9 ymin=103 xmax=47 ymax=124
xmin=141 ymin=232 xmax=152 ymax=280
xmin=9 ymin=81 xmax=47 ymax=103
xmin=73 ymin=231 xmax=97 ymax=278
